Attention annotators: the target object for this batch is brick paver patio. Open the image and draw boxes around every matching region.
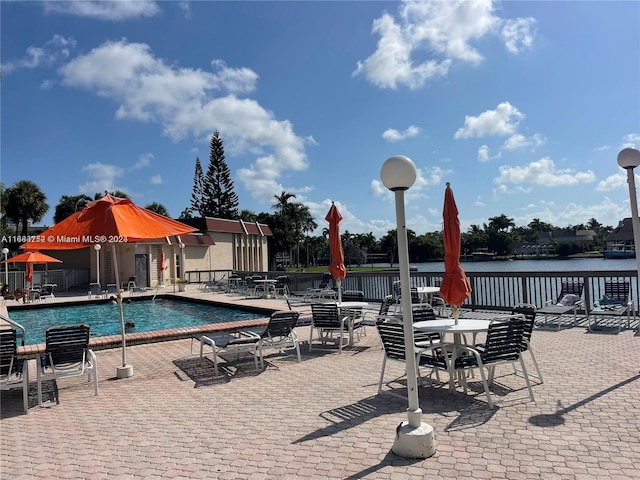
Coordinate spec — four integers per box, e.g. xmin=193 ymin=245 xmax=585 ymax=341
xmin=2 ymin=290 xmax=639 ymax=479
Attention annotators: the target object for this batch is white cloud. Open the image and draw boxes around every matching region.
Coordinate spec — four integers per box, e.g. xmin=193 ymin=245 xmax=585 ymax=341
xmin=454 ymin=101 xmax=524 ymax=139
xmin=353 ymin=0 xmax=536 ymax=90
xmin=131 ymin=153 xmax=153 ymax=170
xmin=503 ymin=133 xmax=545 ymax=151
xmin=43 ymin=0 xmax=160 ymax=21
xmin=478 ymin=144 xmax=501 ymax=162
xmin=596 ymin=170 xmax=639 ymax=192
xmin=494 ymin=157 xmax=596 ymax=187
xmin=57 ymin=39 xmax=309 ymax=205
xmin=501 ymin=17 xmax=536 ymax=54
xmin=382 ymin=125 xmax=421 ymax=142
xmin=150 ymin=175 xmax=163 ymax=185
xmin=2 ymin=35 xmax=76 ymax=74
xmin=622 ymin=133 xmax=640 ymax=148
xmin=79 ymin=162 xmax=125 ymax=194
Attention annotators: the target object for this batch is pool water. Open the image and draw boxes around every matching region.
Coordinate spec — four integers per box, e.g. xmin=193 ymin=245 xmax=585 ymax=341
xmin=9 ymin=299 xmax=264 ymax=345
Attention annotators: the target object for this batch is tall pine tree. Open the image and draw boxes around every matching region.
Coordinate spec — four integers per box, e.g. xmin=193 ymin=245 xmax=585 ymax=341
xmin=202 ymin=131 xmax=239 ymax=219
xmin=190 ymin=157 xmax=205 ymax=217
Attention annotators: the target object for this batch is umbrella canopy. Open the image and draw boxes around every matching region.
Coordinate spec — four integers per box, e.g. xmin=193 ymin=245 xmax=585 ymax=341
xmin=21 ymin=194 xmax=198 ymax=375
xmin=439 ymin=183 xmax=471 ymax=321
xmin=325 ymin=202 xmax=346 ymax=302
xmin=21 ymin=194 xmax=197 ymax=250
xmin=3 ymin=251 xmax=63 ymax=264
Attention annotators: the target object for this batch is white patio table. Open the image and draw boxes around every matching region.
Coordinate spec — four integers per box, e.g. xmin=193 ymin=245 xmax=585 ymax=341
xmin=413 ymin=318 xmax=491 ymax=390
xmin=336 ymin=301 xmax=369 ymax=346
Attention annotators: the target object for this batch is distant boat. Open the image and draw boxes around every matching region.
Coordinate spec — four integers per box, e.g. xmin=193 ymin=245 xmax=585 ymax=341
xmin=603 ymin=244 xmax=635 ymax=259
xmin=471 ymin=250 xmax=497 ymax=262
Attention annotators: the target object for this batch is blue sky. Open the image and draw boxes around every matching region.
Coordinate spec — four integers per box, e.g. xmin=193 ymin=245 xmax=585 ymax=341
xmin=2 ymin=0 xmax=639 ymax=238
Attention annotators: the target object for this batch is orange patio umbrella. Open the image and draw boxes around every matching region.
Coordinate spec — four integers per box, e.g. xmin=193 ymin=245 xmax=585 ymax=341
xmin=439 ymin=183 xmax=471 ymax=323
xmin=325 ymin=202 xmax=346 ymax=303
xmin=21 ymin=194 xmax=197 ymax=377
xmin=3 ymin=251 xmax=63 ymax=265
xmin=4 ymin=251 xmax=63 ymax=291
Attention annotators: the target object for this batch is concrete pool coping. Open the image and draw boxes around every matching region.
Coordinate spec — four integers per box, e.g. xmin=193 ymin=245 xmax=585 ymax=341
xmin=3 ymin=286 xmax=305 ymax=359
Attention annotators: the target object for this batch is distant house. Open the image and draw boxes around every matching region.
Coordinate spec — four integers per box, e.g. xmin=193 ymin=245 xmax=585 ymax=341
xmin=178 ymin=217 xmax=273 ymax=275
xmin=603 ymin=218 xmax=635 ymax=258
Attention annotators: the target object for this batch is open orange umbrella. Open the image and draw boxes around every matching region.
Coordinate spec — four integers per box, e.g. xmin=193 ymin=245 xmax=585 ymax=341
xmin=4 ymin=251 xmax=62 ymax=292
xmin=3 ymin=251 xmax=63 ymax=265
xmin=325 ymin=202 xmax=346 ymax=302
xmin=439 ymin=183 xmax=471 ymax=323
xmin=21 ymin=194 xmax=197 ymax=377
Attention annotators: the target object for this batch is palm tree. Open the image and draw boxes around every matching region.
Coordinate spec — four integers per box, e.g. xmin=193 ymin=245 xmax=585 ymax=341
xmin=145 ymin=202 xmax=170 ymax=217
xmin=5 ymin=180 xmax=49 ymax=235
xmin=54 ymin=194 xmax=93 ymax=223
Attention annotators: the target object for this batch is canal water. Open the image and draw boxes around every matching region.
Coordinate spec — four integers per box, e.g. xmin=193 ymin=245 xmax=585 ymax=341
xmin=412 ymin=257 xmax=636 ymax=273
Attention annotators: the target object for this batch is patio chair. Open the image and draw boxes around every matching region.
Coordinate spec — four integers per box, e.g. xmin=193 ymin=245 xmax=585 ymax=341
xmin=1 ymin=286 xmax=27 ymax=304
xmin=309 ymin=303 xmax=350 ymax=353
xmin=245 ymin=310 xmax=301 ymax=368
xmin=537 ymin=281 xmax=584 ymax=330
xmin=362 ymin=295 xmax=395 ymax=326
xmin=39 ymin=284 xmax=56 ymax=302
xmin=194 ymin=330 xmax=261 ymax=376
xmin=37 ymin=323 xmax=98 ymax=405
xmin=375 ymin=316 xmax=448 ymax=399
xmin=88 ymin=282 xmax=104 ymax=299
xmin=274 ymin=276 xmax=290 ymax=297
xmin=105 ymin=284 xmax=119 ymax=297
xmin=588 ymin=280 xmax=634 ymax=332
xmin=511 ymin=303 xmax=543 ymax=383
xmin=0 ymin=326 xmax=29 ymax=413
xmin=447 ymin=316 xmax=535 ymax=408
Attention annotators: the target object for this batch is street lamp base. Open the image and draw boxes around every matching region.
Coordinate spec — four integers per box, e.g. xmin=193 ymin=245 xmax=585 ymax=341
xmin=116 ymin=365 xmax=134 ymax=378
xmin=392 ymin=421 xmax=437 ymax=458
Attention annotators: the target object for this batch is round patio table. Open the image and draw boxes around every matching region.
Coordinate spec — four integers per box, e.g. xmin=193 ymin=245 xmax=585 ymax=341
xmin=413 ymin=318 xmax=491 ymax=390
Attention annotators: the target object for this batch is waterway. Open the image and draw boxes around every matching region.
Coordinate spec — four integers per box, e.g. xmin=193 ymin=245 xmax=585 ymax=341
xmin=412 ymin=257 xmax=637 ymax=273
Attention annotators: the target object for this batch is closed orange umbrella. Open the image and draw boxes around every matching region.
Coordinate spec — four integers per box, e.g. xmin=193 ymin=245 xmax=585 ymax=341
xmin=21 ymin=194 xmax=197 ymax=376
xmin=439 ymin=183 xmax=471 ymax=323
xmin=325 ymin=202 xmax=346 ymax=302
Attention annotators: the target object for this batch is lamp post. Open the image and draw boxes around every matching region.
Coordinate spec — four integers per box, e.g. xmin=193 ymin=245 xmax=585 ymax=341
xmin=94 ymin=244 xmax=102 ymax=285
xmin=2 ymin=247 xmax=9 ymax=287
xmin=380 ymin=155 xmax=436 ymax=458
xmin=617 ymin=147 xmax=640 ymax=334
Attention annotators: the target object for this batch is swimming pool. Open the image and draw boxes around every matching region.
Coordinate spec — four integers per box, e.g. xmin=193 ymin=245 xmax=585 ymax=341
xmin=8 ymin=298 xmax=265 ymax=345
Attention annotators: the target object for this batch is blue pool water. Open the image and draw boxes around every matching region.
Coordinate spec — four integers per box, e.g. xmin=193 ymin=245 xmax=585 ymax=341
xmin=8 ymin=299 xmax=264 ymax=345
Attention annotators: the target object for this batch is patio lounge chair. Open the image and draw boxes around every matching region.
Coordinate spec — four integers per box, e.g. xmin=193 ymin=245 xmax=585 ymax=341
xmin=537 ymin=281 xmax=584 ymax=330
xmin=195 ymin=331 xmax=261 ymax=376
xmin=88 ymin=282 xmax=104 ymax=299
xmin=37 ymin=323 xmax=98 ymax=405
xmin=447 ymin=315 xmax=535 ymax=408
xmin=588 ymin=280 xmax=634 ymax=332
xmin=0 ymin=326 xmax=29 ymax=413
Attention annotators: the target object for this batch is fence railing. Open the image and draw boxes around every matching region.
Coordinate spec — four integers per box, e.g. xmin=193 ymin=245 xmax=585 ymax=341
xmin=185 ymin=268 xmax=639 ymax=313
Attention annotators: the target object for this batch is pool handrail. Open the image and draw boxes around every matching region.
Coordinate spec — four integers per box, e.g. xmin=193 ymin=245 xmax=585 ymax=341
xmin=0 ymin=313 xmax=26 ymax=346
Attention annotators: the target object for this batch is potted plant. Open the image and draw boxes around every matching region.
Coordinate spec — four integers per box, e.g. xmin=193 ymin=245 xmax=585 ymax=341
xmin=176 ymin=279 xmax=188 ymax=292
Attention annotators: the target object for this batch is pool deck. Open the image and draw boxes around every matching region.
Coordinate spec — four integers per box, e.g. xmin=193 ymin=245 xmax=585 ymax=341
xmin=1 ymin=286 xmax=640 ymax=479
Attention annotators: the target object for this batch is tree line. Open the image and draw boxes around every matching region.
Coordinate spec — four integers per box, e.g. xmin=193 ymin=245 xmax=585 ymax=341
xmin=0 ymin=130 xmax=617 ymax=268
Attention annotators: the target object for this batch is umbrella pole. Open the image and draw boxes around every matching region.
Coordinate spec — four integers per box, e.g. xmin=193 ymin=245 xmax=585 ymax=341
xmin=112 ymin=244 xmax=133 ymax=378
